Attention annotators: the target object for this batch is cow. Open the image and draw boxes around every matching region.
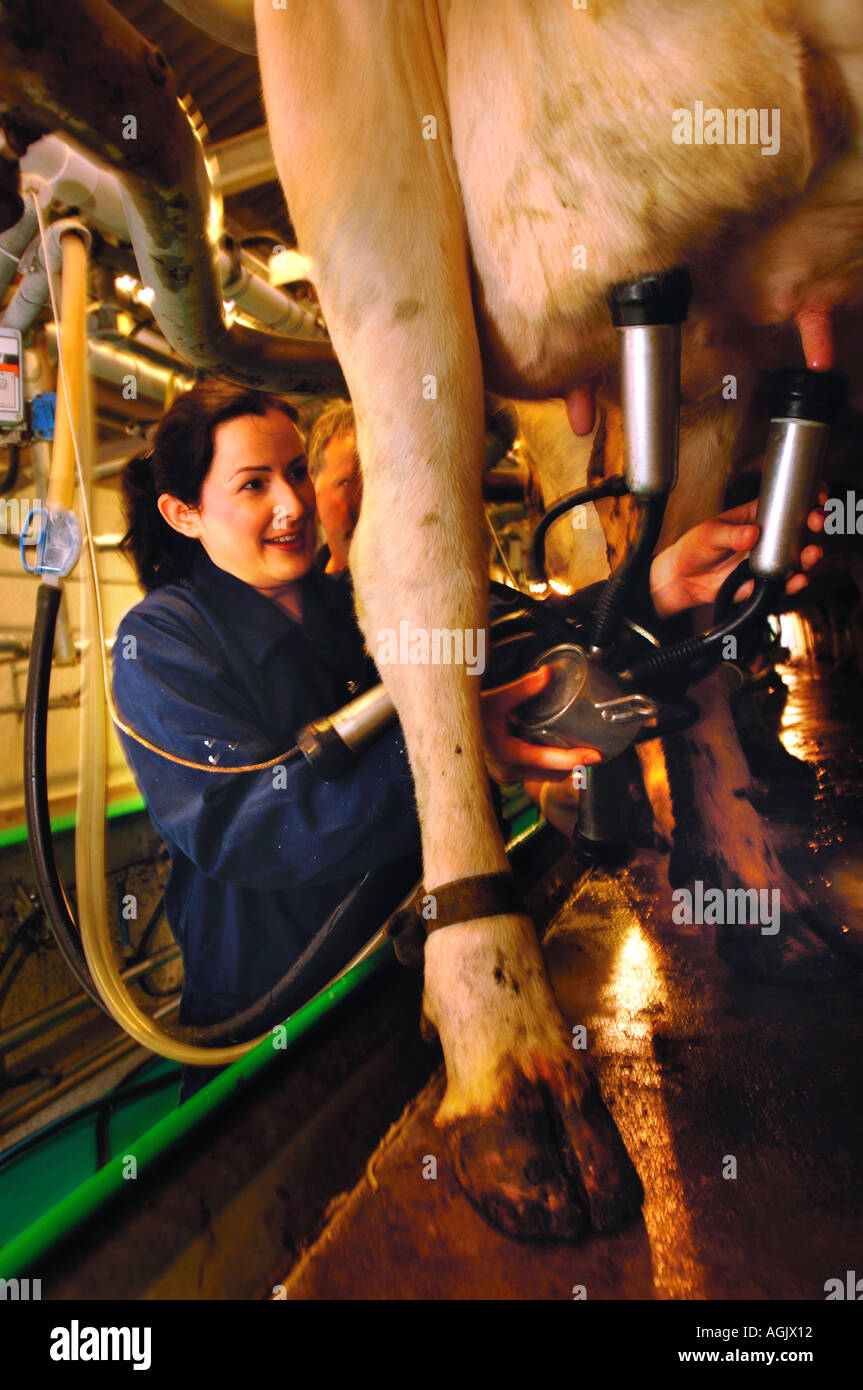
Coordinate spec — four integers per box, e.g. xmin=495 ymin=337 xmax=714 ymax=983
xmin=252 ymin=0 xmax=863 ymax=1240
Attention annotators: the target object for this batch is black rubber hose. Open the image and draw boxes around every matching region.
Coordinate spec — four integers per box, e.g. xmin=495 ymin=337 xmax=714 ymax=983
xmin=713 ymin=556 xmax=753 ymax=624
xmin=530 ymin=474 xmax=629 ymax=582
xmin=591 ymin=494 xmax=667 ymax=650
xmin=623 ymin=564 xmax=783 ymax=685
xmin=0 ymin=445 xmax=19 ymax=495
xmin=177 ymin=852 xmax=422 ymax=1046
xmin=24 ymin=583 xmax=104 ymax=1009
xmin=489 ymin=578 xmax=584 ymax=648
xmin=0 ymin=1072 xmax=181 ymax=1178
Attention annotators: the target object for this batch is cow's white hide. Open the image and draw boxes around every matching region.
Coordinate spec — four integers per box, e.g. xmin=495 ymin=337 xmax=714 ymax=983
xmin=255 ymin=0 xmax=863 ymax=1232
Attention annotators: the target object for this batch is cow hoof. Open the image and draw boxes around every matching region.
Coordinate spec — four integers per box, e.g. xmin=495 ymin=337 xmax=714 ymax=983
xmin=445 ymin=1087 xmax=589 ymax=1242
xmin=445 ymin=1072 xmax=642 ymax=1242
xmin=552 ymin=1072 xmax=645 ymax=1234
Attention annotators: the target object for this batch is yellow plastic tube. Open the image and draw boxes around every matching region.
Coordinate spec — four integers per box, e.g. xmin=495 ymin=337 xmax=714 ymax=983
xmin=57 ymin=228 xmax=265 ymax=1064
xmin=46 ymin=230 xmax=88 ymax=514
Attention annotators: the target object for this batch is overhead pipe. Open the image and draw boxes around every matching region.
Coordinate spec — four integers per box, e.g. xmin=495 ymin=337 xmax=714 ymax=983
xmin=86 ymin=306 xmax=189 ymax=370
xmin=19 ymin=135 xmax=128 ymax=241
xmin=0 ymin=0 xmax=344 ymax=395
xmin=1 ymin=232 xmax=48 ymax=331
xmin=1 ymin=216 xmax=92 ymax=336
xmin=216 ymin=240 xmax=325 ymax=338
xmin=19 ymin=135 xmax=326 ymax=342
xmin=0 ymin=200 xmax=38 ymax=299
xmin=46 ymin=324 xmax=194 ymax=404
xmin=210 ymin=124 xmax=276 ymax=195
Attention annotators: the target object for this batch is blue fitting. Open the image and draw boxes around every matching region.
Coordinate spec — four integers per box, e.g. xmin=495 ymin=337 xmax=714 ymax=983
xmin=31 ymin=393 xmax=57 ymax=441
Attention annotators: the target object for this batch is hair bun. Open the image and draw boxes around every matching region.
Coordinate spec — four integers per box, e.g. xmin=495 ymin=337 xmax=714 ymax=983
xmin=123 ymin=450 xmax=157 ymax=496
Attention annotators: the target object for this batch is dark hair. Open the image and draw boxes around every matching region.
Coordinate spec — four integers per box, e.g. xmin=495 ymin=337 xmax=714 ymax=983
xmin=120 ymin=380 xmax=299 ymax=592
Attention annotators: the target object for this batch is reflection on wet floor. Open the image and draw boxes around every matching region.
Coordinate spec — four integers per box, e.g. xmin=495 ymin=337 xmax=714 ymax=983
xmin=777 ymin=659 xmax=863 ymax=951
xmin=280 ymin=661 xmax=863 ymax=1300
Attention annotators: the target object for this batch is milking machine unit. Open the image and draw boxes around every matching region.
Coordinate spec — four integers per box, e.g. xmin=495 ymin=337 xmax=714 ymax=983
xmin=299 ymin=269 xmax=847 ymax=861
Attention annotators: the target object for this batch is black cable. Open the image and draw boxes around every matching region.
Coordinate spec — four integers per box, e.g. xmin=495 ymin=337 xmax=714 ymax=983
xmin=0 ymin=908 xmax=41 ymax=981
xmin=130 ymin=895 xmax=177 ymax=996
xmin=591 ymin=494 xmax=667 ymax=650
xmin=0 ymin=445 xmax=19 ymax=495
xmin=623 ymin=563 xmax=783 ymax=685
xmin=0 ymin=1072 xmax=180 ymax=1177
xmin=529 ymin=474 xmax=629 ymax=581
xmin=24 ymin=583 xmax=103 ymax=1009
xmin=127 ymin=894 xmax=176 ymax=998
xmin=489 ymin=579 xmax=584 ymax=648
xmin=714 ymin=557 xmax=753 ymax=624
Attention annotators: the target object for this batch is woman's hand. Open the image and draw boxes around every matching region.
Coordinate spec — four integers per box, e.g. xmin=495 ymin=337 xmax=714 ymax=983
xmin=648 ymin=491 xmax=827 ymax=619
xmin=480 ymin=665 xmax=600 ymax=785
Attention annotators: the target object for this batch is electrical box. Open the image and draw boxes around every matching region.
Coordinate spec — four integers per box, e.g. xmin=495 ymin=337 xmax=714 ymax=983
xmin=0 ymin=327 xmax=24 ymax=428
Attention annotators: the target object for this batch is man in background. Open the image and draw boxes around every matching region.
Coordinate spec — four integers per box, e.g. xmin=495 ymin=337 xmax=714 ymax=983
xmin=307 ymin=400 xmax=362 ymax=574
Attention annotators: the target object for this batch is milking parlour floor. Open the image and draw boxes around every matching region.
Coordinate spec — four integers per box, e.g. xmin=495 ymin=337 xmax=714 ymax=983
xmin=278 ymin=660 xmax=863 ymax=1300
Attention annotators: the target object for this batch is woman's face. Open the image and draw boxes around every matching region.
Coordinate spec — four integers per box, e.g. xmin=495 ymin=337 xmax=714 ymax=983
xmin=161 ymin=408 xmax=318 ymax=598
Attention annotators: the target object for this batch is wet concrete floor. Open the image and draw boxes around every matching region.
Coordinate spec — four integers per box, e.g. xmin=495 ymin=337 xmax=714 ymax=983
xmin=280 ymin=660 xmax=863 ymax=1299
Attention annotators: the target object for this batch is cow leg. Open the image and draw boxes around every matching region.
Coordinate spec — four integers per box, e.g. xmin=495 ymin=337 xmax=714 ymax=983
xmin=662 ymin=668 xmax=847 ymax=979
xmin=589 ymin=406 xmax=848 ymax=977
xmin=256 ymin=0 xmax=642 ymax=1240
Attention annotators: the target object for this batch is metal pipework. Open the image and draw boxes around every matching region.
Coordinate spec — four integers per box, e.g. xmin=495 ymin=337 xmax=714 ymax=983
xmin=0 ymin=0 xmax=344 ymax=395
xmin=0 ymin=198 xmax=38 ymax=299
xmin=608 ymin=268 xmax=693 ymax=496
xmin=0 ymin=215 xmax=92 ymax=334
xmin=18 ymin=137 xmax=325 ymax=340
xmin=749 ymin=370 xmax=846 ymax=580
xmin=46 ymin=324 xmax=194 ymax=404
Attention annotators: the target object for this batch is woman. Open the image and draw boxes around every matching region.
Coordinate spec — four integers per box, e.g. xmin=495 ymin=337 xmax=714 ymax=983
xmin=114 ymin=380 xmax=824 ymax=1101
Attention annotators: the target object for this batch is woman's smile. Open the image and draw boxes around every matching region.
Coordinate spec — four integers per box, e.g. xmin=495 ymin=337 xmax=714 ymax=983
xmin=262 ymin=525 xmax=311 ymax=552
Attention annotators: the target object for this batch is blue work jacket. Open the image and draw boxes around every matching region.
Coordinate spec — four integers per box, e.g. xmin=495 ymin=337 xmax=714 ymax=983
xmin=111 ymin=546 xmax=422 ymax=1039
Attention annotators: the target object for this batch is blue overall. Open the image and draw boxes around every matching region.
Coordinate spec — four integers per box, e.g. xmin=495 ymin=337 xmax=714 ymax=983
xmin=111 ymin=546 xmax=422 ymax=1102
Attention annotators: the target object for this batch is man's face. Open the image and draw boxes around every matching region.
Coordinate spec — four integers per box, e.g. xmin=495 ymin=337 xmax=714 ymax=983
xmin=314 ymin=431 xmax=362 ymax=560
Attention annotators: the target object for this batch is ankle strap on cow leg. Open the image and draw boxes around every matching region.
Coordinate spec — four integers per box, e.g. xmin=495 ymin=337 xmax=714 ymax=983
xmin=387 ymin=872 xmax=527 ymax=966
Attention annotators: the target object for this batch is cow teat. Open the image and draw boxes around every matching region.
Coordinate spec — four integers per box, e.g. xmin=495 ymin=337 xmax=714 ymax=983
xmin=794 ymin=304 xmax=835 ymax=372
